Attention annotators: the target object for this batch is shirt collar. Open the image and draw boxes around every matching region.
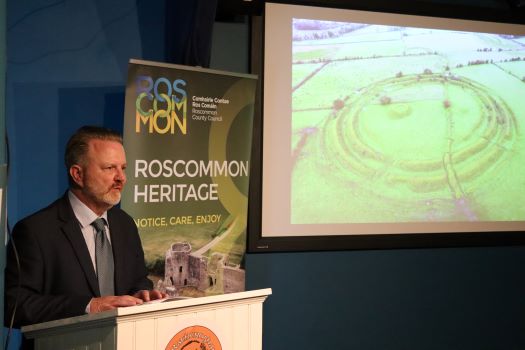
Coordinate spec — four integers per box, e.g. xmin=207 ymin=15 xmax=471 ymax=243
xmin=68 ymin=190 xmax=108 ymax=228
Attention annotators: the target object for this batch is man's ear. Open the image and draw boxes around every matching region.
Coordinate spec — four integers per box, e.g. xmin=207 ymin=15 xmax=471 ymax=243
xmin=69 ymin=165 xmax=84 ymax=187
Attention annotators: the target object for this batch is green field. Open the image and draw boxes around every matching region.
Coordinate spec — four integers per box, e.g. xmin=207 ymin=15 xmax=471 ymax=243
xmin=291 ymin=24 xmax=525 ymax=224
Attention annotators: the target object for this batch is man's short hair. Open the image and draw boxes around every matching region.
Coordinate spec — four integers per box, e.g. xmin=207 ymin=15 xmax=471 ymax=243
xmin=65 ymin=125 xmax=123 ymax=185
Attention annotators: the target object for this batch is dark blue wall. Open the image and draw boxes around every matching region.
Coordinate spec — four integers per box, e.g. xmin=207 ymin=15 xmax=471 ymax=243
xmin=5 ymin=1 xmax=525 ymax=350
xmin=247 ymin=247 xmax=525 ymax=349
xmin=6 ymin=0 xmax=166 ymax=225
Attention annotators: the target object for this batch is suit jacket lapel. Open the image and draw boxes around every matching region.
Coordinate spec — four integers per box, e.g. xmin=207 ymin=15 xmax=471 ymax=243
xmin=57 ymin=194 xmax=100 ymax=296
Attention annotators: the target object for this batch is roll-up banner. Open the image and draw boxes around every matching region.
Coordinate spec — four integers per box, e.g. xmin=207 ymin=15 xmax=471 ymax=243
xmin=121 ymin=59 xmax=257 ymax=297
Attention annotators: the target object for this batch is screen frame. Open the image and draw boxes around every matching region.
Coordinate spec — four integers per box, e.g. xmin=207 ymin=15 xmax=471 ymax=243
xmin=247 ymin=0 xmax=525 ymax=253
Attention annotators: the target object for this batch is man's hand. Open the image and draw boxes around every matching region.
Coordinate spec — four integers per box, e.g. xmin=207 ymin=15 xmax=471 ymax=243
xmin=89 ymin=295 xmax=144 ymax=313
xmin=133 ymin=289 xmax=168 ymax=302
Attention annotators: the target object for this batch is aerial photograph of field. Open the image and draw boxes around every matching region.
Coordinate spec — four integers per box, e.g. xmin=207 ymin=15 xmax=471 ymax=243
xmin=291 ymin=19 xmax=525 ymax=224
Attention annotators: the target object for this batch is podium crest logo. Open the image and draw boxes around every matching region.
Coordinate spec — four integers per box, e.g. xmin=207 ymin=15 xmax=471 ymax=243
xmin=165 ymin=325 xmax=222 ymax=350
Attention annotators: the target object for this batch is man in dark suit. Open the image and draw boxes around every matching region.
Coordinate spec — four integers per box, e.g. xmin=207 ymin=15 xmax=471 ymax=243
xmin=4 ymin=126 xmax=165 ymax=338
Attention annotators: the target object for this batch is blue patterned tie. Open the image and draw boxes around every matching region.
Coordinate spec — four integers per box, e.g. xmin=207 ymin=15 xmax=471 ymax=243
xmin=91 ymin=218 xmax=114 ymax=296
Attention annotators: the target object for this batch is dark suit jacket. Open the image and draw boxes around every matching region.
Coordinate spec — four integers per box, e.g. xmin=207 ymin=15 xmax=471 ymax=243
xmin=4 ymin=192 xmax=153 ymax=329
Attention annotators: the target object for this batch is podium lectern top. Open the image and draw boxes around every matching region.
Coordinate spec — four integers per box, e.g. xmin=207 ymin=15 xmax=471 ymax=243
xmin=23 ymin=288 xmax=271 ymax=350
xmin=23 ymin=288 xmax=272 ymax=334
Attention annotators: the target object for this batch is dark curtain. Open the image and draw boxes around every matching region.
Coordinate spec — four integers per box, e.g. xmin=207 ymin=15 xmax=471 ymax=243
xmin=165 ymin=0 xmax=218 ymax=67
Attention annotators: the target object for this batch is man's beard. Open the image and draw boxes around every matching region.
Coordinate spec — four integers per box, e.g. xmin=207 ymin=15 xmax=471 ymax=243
xmin=85 ymin=182 xmax=122 ymax=208
xmin=101 ymin=189 xmax=121 ymax=206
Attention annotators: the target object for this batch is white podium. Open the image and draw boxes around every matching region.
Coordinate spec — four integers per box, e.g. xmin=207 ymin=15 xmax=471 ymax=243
xmin=22 ymin=288 xmax=272 ymax=350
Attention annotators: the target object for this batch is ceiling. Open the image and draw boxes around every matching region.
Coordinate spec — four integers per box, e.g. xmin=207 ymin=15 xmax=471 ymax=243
xmin=215 ymin=0 xmax=525 ymax=23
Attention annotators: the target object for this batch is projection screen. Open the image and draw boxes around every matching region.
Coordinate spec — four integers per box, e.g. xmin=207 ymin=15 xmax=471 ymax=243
xmin=249 ymin=2 xmax=525 ymax=252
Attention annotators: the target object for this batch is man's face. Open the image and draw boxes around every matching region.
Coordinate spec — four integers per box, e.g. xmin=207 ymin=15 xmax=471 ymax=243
xmin=75 ymin=139 xmax=127 ymax=214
